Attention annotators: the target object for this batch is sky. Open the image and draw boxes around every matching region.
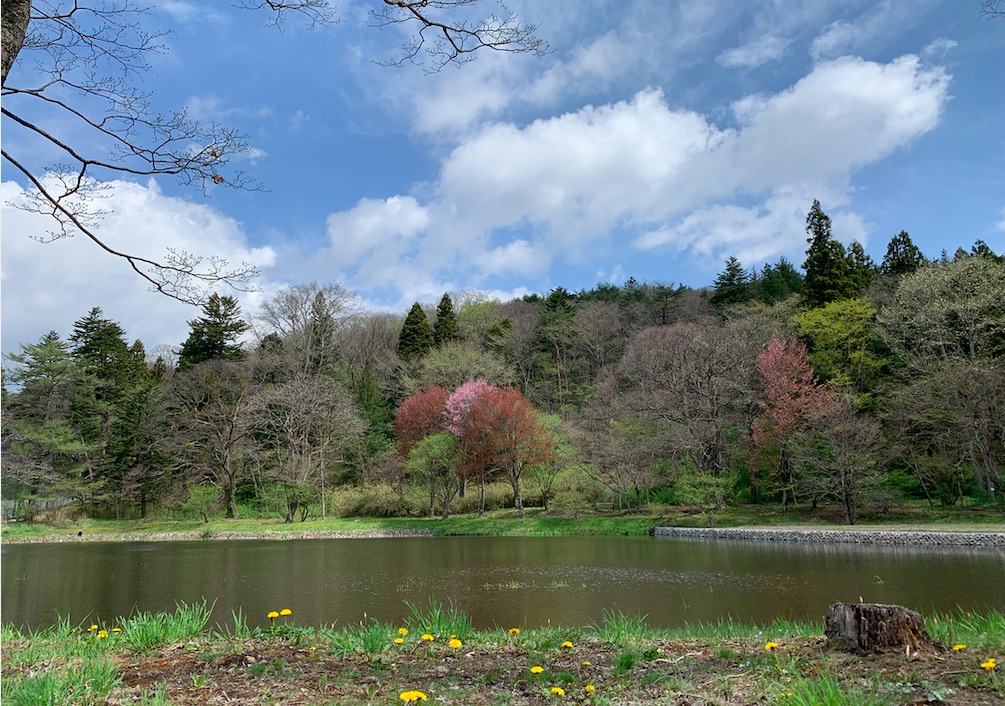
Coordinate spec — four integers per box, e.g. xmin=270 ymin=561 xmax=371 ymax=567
xmin=2 ymin=0 xmax=1003 ymax=358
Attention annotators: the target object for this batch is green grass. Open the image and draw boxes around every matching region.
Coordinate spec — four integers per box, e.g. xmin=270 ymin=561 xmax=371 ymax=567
xmin=926 ymin=608 xmax=1005 ymax=652
xmin=403 ymin=598 xmax=473 ymax=640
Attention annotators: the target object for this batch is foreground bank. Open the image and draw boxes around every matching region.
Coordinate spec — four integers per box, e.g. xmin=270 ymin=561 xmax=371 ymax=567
xmin=2 ymin=602 xmax=1002 ymax=706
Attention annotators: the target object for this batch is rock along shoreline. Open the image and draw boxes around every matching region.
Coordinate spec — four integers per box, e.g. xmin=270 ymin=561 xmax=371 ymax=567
xmin=649 ymin=525 xmax=1005 ymax=548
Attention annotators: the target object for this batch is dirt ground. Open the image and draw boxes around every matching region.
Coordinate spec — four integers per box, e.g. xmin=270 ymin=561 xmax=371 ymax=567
xmin=96 ymin=634 xmax=1004 ymax=706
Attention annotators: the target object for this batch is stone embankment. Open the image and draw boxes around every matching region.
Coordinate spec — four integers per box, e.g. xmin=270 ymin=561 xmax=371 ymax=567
xmin=2 ymin=528 xmax=437 ymax=544
xmin=650 ymin=526 xmax=1005 ymax=548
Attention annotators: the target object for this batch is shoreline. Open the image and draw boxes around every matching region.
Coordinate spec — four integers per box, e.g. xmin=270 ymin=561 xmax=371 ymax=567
xmin=650 ymin=525 xmax=1005 ymax=548
xmin=4 ymin=523 xmax=1004 ymax=547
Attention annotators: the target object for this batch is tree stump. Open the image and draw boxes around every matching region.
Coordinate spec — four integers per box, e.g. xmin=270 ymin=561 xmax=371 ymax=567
xmin=825 ymin=603 xmax=934 ymax=653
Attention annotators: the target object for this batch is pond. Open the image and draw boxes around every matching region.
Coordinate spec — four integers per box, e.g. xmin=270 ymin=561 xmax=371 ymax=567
xmin=3 ymin=536 xmax=1002 ymax=631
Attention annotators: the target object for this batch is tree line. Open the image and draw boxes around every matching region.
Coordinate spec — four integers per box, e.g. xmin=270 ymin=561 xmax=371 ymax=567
xmin=3 ymin=201 xmax=1003 ymax=524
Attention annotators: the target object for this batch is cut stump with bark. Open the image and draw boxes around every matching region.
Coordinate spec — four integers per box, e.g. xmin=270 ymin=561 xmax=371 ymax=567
xmin=825 ymin=602 xmax=935 ymax=653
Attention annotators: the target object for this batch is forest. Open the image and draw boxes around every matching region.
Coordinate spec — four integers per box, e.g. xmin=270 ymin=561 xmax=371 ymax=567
xmin=3 ymin=201 xmax=1004 ymax=526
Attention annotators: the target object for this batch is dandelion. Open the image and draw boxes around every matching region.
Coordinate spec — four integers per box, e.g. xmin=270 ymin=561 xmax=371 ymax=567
xmin=584 ymin=684 xmax=596 ymax=693
xmin=580 ymin=661 xmax=591 ymax=667
xmin=267 ymin=611 xmax=280 ymax=624
xmin=509 ymin=627 xmax=520 ymax=636
xmin=764 ymin=641 xmax=779 ymax=651
xmin=981 ymin=657 xmax=997 ymax=671
xmin=310 ymin=646 xmax=317 ymax=652
xmin=280 ymin=608 xmax=292 ymax=617
xmin=400 ymin=690 xmax=428 ymax=702
xmin=530 ymin=665 xmax=544 ymax=674
xmin=449 ymin=638 xmax=462 ymax=649
xmin=88 ymin=624 xmax=99 ymax=632
xmin=97 ymin=629 xmax=108 ymax=638
xmin=561 ymin=641 xmax=574 ymax=649
xmin=953 ymin=644 xmax=967 ymax=651
xmin=422 ymin=633 xmax=435 ymax=642
xmin=395 ymin=637 xmax=405 ymax=644
xmin=399 ymin=627 xmax=409 ymax=636
xmin=111 ymin=627 xmax=122 ymax=633
xmin=550 ymin=686 xmax=565 ymax=696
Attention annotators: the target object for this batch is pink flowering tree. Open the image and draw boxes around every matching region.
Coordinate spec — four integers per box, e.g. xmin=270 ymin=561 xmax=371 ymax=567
xmin=444 ymin=379 xmax=497 ymax=436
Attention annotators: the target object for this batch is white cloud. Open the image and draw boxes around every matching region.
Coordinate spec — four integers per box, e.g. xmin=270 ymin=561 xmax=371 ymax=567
xmin=810 ymin=0 xmax=934 ymax=61
xmin=717 ymin=35 xmax=788 ymax=68
xmin=315 ymin=54 xmax=949 ymax=300
xmin=1 ymin=179 xmax=275 ymax=355
xmin=922 ymin=37 xmax=958 ymax=59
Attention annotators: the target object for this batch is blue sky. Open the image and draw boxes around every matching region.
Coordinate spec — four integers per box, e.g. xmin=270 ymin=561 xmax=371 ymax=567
xmin=2 ymin=0 xmax=1003 ymax=356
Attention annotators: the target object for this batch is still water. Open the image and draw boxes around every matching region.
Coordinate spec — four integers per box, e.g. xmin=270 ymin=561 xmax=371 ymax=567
xmin=2 ymin=536 xmax=1002 ymax=631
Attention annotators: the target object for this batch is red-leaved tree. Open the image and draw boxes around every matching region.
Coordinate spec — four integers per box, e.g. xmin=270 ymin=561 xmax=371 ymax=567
xmin=461 ymin=387 xmax=556 ymax=518
xmin=749 ymin=337 xmax=834 ymax=506
xmin=394 ymin=386 xmax=449 ymax=456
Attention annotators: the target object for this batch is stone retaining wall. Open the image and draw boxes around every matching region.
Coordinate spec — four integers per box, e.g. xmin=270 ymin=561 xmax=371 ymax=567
xmin=2 ymin=528 xmax=437 ymax=544
xmin=649 ymin=526 xmax=1005 ymax=548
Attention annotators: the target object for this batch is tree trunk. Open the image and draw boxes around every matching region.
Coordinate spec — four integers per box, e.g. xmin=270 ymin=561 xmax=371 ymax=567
xmin=285 ymin=499 xmax=297 ymax=523
xmin=511 ymin=473 xmax=524 ymax=518
xmin=825 ymin=603 xmax=935 ymax=654
xmin=1 ymin=0 xmax=30 ymax=85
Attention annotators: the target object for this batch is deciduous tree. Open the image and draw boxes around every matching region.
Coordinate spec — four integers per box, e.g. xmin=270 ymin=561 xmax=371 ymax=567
xmin=395 ymin=385 xmax=449 ymax=454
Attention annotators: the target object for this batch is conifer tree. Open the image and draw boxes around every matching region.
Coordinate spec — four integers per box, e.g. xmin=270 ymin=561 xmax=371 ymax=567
xmin=433 ymin=293 xmax=460 ymax=346
xmin=846 ymin=241 xmax=879 ymax=291
xmin=397 ymin=303 xmax=434 ymax=361
xmin=756 ymin=257 xmax=803 ymax=304
xmin=177 ymin=294 xmax=249 ymax=371
xmin=880 ymin=230 xmax=927 ymax=276
xmin=710 ymin=256 xmax=752 ymax=308
xmin=801 ymin=200 xmax=855 ymax=307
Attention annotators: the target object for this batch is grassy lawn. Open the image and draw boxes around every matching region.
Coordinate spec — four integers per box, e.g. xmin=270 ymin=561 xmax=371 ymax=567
xmin=3 ymin=501 xmax=1002 ymax=543
xmin=2 ymin=602 xmax=1002 ymax=705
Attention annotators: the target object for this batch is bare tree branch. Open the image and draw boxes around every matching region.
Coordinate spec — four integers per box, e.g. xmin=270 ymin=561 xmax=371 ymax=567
xmin=980 ymin=1 xmax=1005 ymax=19
xmin=372 ymin=0 xmax=548 ymax=72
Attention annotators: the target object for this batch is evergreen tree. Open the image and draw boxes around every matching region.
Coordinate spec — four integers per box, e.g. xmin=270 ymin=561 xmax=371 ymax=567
xmin=70 ymin=307 xmax=145 ymax=394
xmin=801 ymin=200 xmax=855 ymax=307
xmin=756 ymin=257 xmax=803 ymax=304
xmin=433 ymin=293 xmax=460 ymax=346
xmin=177 ymin=294 xmax=249 ymax=371
xmin=880 ymin=230 xmax=927 ymax=276
xmin=846 ymin=241 xmax=878 ymax=291
xmin=397 ymin=303 xmax=434 ymax=361
xmin=710 ymin=257 xmax=752 ymax=308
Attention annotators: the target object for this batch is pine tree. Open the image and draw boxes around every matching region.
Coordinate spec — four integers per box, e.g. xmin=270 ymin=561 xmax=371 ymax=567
xmin=756 ymin=257 xmax=803 ymax=304
xmin=433 ymin=293 xmax=460 ymax=346
xmin=177 ymin=294 xmax=249 ymax=371
xmin=801 ymin=200 xmax=855 ymax=307
xmin=70 ymin=307 xmax=145 ymax=393
xmin=710 ymin=257 xmax=752 ymax=308
xmin=846 ymin=241 xmax=878 ymax=291
xmin=397 ymin=303 xmax=434 ymax=361
xmin=880 ymin=230 xmax=927 ymax=276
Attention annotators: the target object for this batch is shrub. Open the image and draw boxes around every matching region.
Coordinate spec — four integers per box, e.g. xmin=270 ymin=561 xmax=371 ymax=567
xmin=330 ymin=484 xmax=415 ymax=517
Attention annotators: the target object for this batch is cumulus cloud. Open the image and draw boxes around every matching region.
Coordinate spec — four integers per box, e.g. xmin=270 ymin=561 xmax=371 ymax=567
xmin=1 ymin=179 xmax=276 ymax=355
xmin=316 ymin=53 xmax=949 ymax=299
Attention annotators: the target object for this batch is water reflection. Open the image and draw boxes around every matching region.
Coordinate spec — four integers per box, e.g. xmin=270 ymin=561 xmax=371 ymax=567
xmin=2 ymin=536 xmax=1002 ymax=631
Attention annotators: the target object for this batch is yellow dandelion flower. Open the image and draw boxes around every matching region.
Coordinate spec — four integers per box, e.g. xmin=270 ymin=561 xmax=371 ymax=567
xmin=550 ymin=686 xmax=565 ymax=696
xmin=449 ymin=638 xmax=462 ymax=649
xmin=580 ymin=661 xmax=591 ymax=666
xmin=398 ymin=627 xmax=409 ymax=636
xmin=584 ymin=684 xmax=596 ymax=693
xmin=509 ymin=627 xmax=520 ymax=636
xmin=399 ymin=690 xmax=428 ymax=702
xmin=279 ymin=608 xmax=292 ymax=617
xmin=310 ymin=646 xmax=317 ymax=652
xmin=561 ymin=640 xmax=573 ymax=649
xmin=111 ymin=627 xmax=122 ymax=633
xmin=422 ymin=633 xmax=435 ymax=641
xmin=88 ymin=624 xmax=99 ymax=632
xmin=97 ymin=629 xmax=108 ymax=638
xmin=953 ymin=644 xmax=967 ymax=651
xmin=530 ymin=665 xmax=544 ymax=674
xmin=395 ymin=637 xmax=405 ymax=644
xmin=267 ymin=611 xmax=280 ymax=620
xmin=981 ymin=657 xmax=997 ymax=671
xmin=764 ymin=641 xmax=779 ymax=651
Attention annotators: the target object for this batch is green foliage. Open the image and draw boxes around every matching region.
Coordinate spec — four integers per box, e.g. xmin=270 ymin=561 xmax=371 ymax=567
xmin=755 ymin=257 xmax=803 ymax=304
xmin=397 ymin=302 xmax=434 ymax=361
xmin=122 ymin=600 xmax=213 ymax=651
xmin=802 ymin=200 xmax=857 ymax=307
xmin=880 ymin=230 xmax=927 ymax=276
xmin=793 ymin=298 xmax=887 ymax=396
xmin=926 ymin=609 xmax=1005 ymax=652
xmin=404 ymin=598 xmax=473 ymax=640
xmin=710 ymin=256 xmax=753 ymax=309
xmin=774 ymin=673 xmax=889 ymax=706
xmin=433 ymin=293 xmax=460 ymax=346
xmin=177 ymin=294 xmax=249 ymax=371
xmin=179 ymin=484 xmax=221 ymax=522
xmin=329 ymin=484 xmax=412 ymax=518
xmin=591 ymin=609 xmax=650 ymax=646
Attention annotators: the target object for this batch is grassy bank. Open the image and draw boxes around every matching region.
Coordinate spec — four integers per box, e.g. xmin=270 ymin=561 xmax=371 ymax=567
xmin=3 ymin=502 xmax=1004 ymax=543
xmin=2 ymin=601 xmax=1002 ymax=705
